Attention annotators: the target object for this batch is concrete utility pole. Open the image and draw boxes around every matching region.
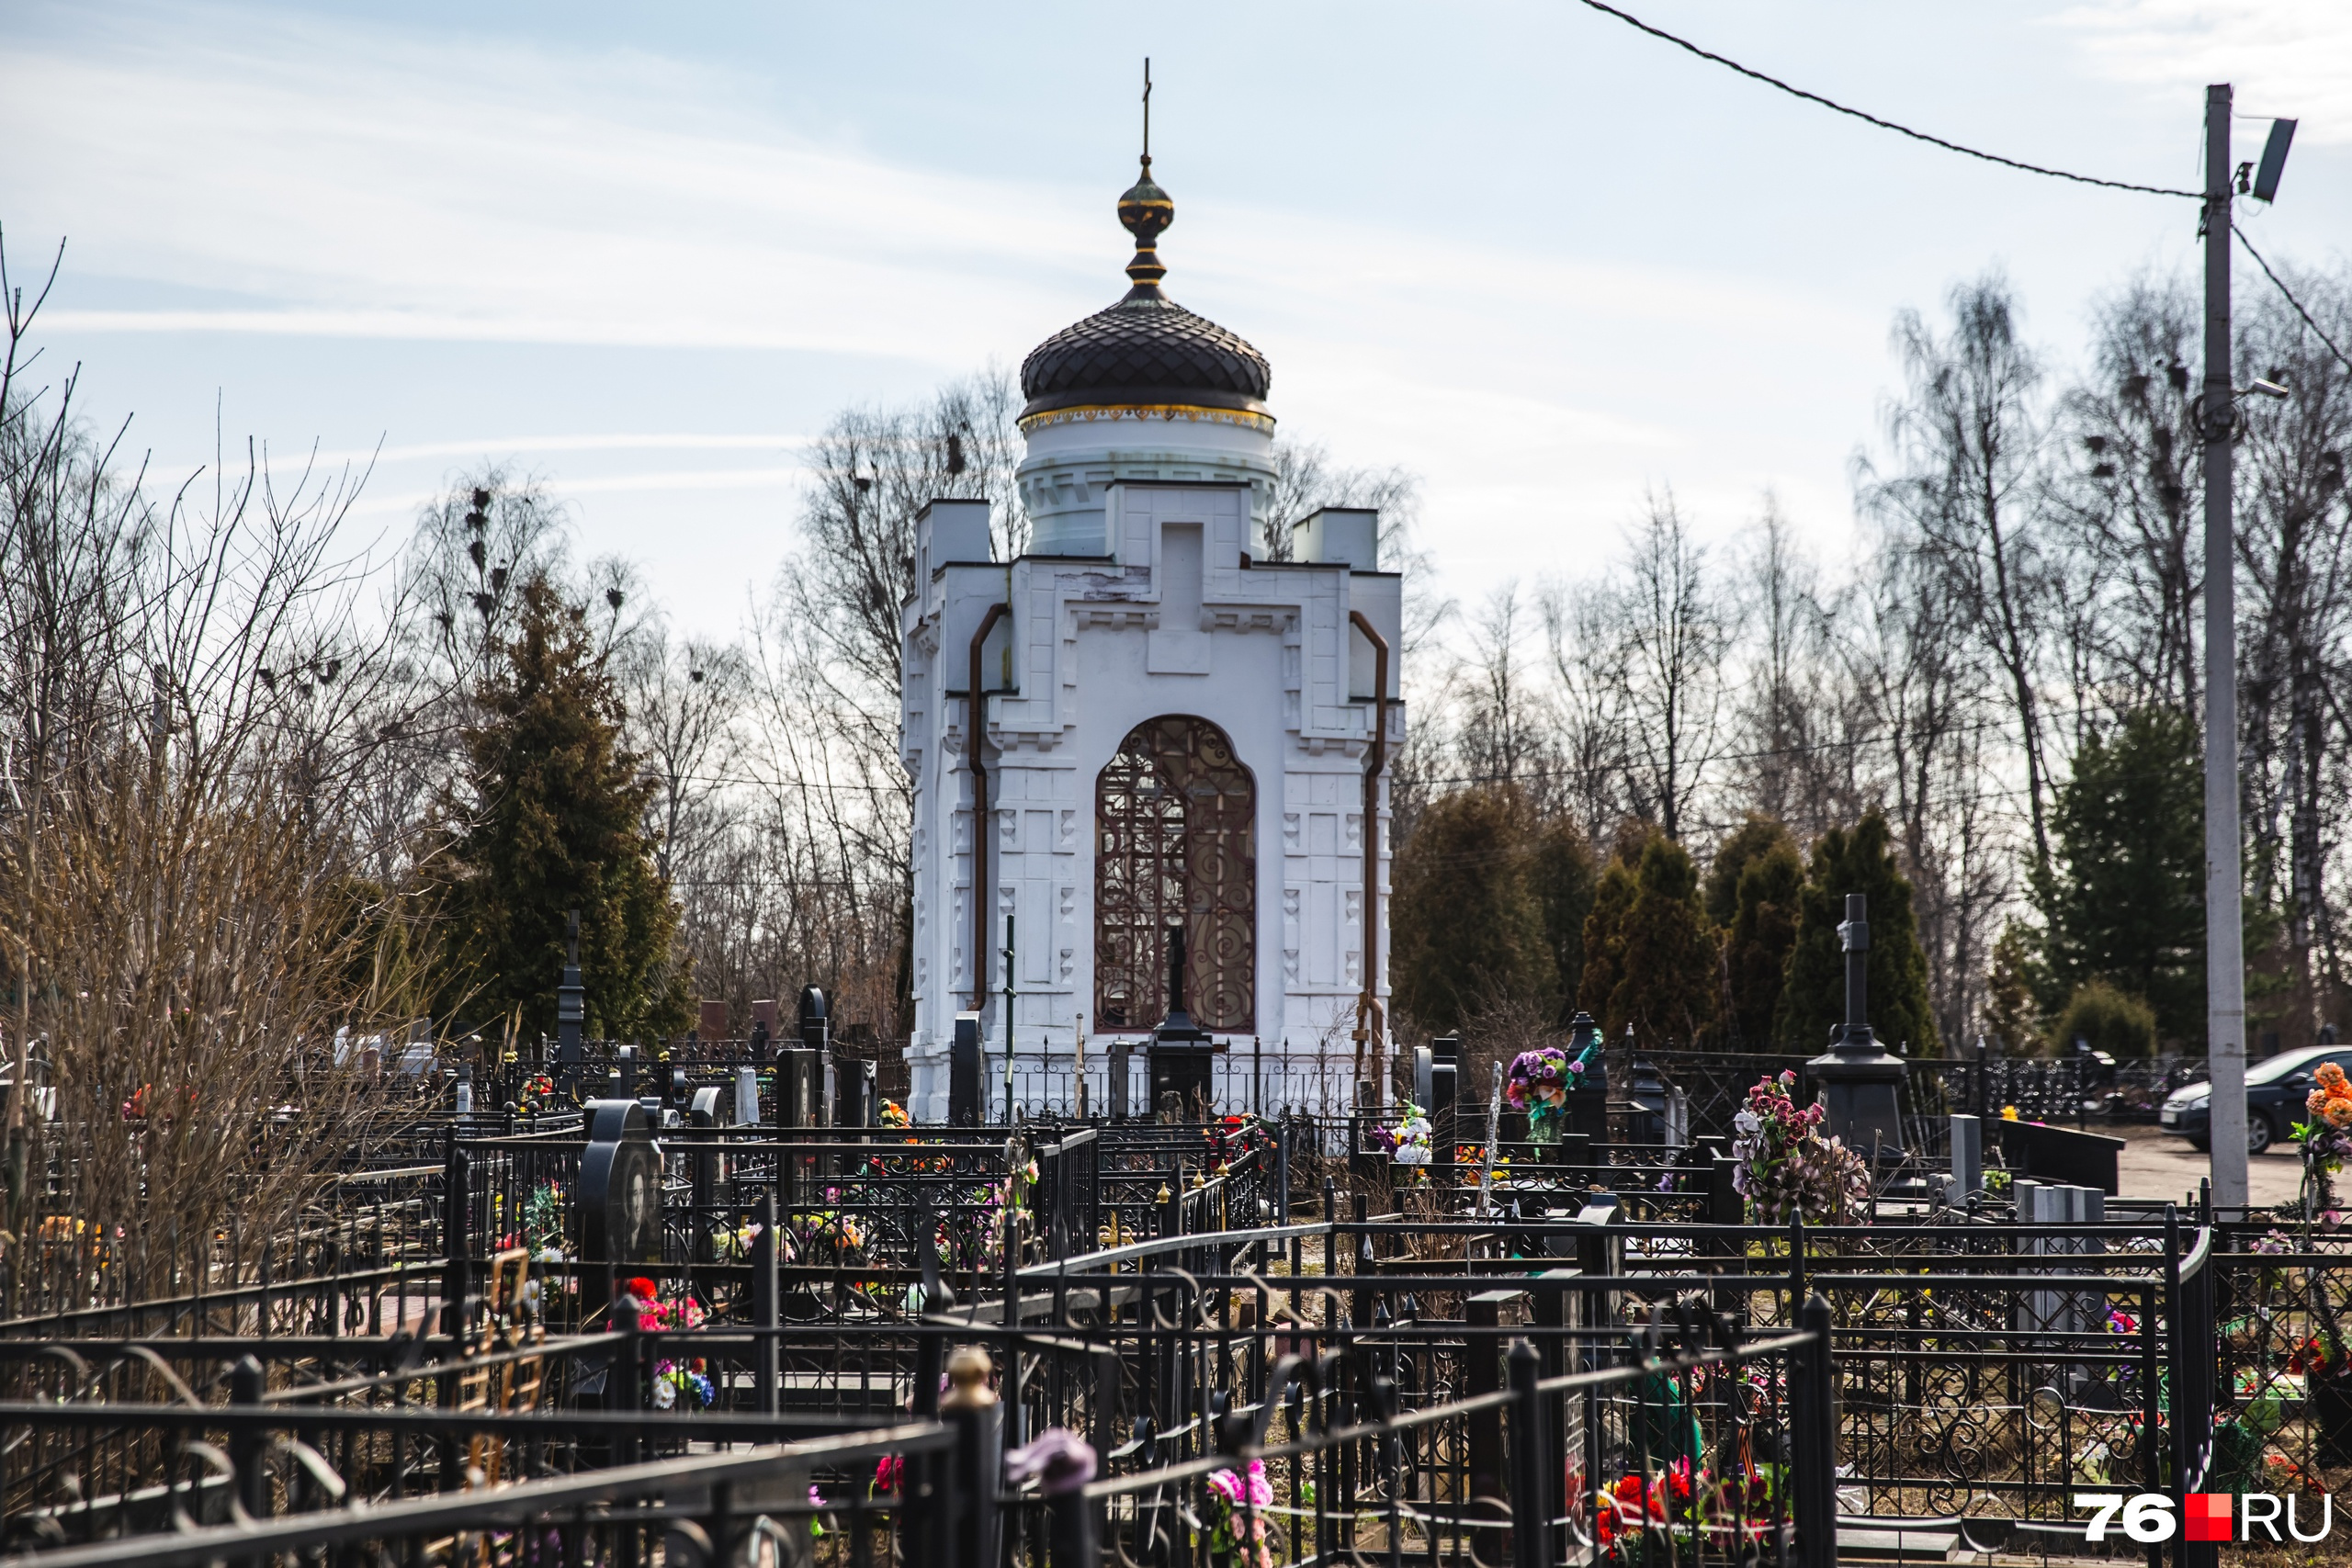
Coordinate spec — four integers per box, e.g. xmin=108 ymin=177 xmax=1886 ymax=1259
xmin=2203 ymin=82 xmax=2248 ymax=1210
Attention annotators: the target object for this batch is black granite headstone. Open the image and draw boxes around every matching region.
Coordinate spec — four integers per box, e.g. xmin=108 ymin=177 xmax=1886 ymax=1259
xmin=1146 ymin=925 xmax=1216 ymax=1114
xmin=950 ymin=1011 xmax=985 ymax=1127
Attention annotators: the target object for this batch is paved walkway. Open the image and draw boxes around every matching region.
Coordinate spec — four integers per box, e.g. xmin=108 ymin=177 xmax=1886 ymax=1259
xmin=2108 ymin=1121 xmax=2303 ymax=1209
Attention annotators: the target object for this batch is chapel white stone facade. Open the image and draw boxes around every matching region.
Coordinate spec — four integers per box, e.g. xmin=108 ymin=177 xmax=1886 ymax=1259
xmin=898 ymin=153 xmax=1404 ymax=1121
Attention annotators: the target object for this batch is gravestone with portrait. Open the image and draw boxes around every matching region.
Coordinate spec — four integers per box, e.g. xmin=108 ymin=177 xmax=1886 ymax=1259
xmin=579 ymin=1098 xmax=662 ymax=1316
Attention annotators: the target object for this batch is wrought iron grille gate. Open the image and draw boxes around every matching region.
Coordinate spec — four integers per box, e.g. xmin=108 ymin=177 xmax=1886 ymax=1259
xmin=1094 ymin=714 xmax=1255 ymax=1032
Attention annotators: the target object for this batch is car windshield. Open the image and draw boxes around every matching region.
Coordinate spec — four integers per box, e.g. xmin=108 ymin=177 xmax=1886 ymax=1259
xmin=2249 ymin=1047 xmax=2341 ymax=1086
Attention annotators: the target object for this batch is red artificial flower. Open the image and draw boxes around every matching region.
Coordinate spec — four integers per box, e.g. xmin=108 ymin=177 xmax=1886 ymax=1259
xmin=624 ymin=1276 xmax=659 ymax=1301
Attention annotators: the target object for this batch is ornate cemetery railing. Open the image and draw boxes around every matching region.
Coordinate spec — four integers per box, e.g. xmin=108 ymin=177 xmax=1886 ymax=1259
xmin=1048 ymin=1307 xmax=1835 ymax=1568
xmin=4 ymin=1418 xmax=956 ymax=1568
xmin=16 ymin=1082 xmax=2352 ymax=1568
xmin=989 ymin=1201 xmax=2246 ymax=1564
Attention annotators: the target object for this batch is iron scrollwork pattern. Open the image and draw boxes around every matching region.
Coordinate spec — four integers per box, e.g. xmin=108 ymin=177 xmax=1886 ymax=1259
xmin=1094 ymin=715 xmax=1255 ymax=1032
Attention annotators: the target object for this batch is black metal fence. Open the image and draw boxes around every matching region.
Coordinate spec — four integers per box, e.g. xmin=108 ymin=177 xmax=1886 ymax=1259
xmin=17 ymin=1085 xmax=2350 ymax=1568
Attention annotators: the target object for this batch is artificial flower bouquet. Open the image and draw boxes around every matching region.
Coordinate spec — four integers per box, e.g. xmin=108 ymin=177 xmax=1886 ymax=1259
xmin=616 ymin=1275 xmax=716 ymax=1409
xmin=2287 ymin=1333 xmax=2350 ymax=1381
xmin=1728 ymin=1070 xmax=1871 ymax=1224
xmin=1204 ymin=1459 xmax=1275 ymax=1568
xmin=1374 ymin=1100 xmax=1433 ymax=1165
xmin=1587 ymin=1456 xmax=1773 ymax=1563
xmin=2296 ymin=1063 xmax=2352 ymax=1212
xmin=523 ymin=1179 xmax=568 ymax=1262
xmin=617 ymin=1275 xmax=707 ymax=1333
xmin=1507 ymin=1039 xmax=1598 ymax=1144
xmin=1206 ymin=1113 xmax=1261 ymax=1170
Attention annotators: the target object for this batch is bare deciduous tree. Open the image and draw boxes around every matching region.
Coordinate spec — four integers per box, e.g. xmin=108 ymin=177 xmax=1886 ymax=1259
xmin=2235 ymin=267 xmax=2352 ymax=1042
xmin=0 ymin=233 xmax=425 ymax=1299
xmin=1538 ymin=577 xmax=1633 ymax=847
xmin=1616 ymin=491 xmax=1726 ymax=841
xmin=623 ymin=625 xmax=746 ymax=884
xmin=1453 ymin=582 xmax=1557 ymax=807
xmin=1862 ymin=275 xmax=2058 ymax=874
xmin=2048 ymin=279 xmax=2205 ymax=719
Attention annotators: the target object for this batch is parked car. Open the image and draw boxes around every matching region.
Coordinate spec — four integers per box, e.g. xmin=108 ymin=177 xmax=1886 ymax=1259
xmin=2160 ymin=1043 xmax=2352 ymax=1154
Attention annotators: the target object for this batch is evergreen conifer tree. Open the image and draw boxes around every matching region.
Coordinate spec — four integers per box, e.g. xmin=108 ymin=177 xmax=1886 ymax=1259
xmin=1724 ymin=837 xmax=1804 ymax=1046
xmin=1982 ymin=920 xmax=2049 ymax=1054
xmin=1775 ymin=809 xmax=1939 ymax=1055
xmin=1577 ymin=847 xmax=1641 ymax=1032
xmin=1703 ymin=813 xmax=1794 ymax=930
xmin=1607 ymin=833 xmax=1719 ymax=1045
xmin=2031 ymin=708 xmax=2204 ymax=1047
xmin=1526 ymin=815 xmax=1598 ymax=1024
xmin=1580 ymin=826 xmax=1717 ymax=1045
xmin=435 ymin=576 xmax=688 ymax=1043
xmin=1390 ymin=786 xmax=1555 ymax=1032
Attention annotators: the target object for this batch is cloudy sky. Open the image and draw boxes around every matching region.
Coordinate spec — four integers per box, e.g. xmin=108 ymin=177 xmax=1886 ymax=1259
xmin=4 ymin=0 xmax=2349 ymax=637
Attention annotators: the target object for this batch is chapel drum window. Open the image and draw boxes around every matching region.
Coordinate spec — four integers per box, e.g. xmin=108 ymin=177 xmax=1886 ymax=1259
xmin=1095 ymin=716 xmax=1255 ymax=1032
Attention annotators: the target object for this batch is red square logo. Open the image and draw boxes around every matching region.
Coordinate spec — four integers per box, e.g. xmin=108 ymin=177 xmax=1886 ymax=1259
xmin=2185 ymin=1494 xmax=2233 ymax=1542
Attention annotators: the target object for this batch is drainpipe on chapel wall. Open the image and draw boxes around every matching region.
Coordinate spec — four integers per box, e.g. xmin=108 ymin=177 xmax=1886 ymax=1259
xmin=967 ymin=601 xmax=1011 ymax=1013
xmin=1350 ymin=610 xmax=1390 ymax=1104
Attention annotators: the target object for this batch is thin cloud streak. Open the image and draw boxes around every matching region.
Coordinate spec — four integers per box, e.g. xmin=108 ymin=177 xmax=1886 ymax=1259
xmin=341 ymin=464 xmax=810 ymax=521
xmin=0 ymin=8 xmax=1854 ymax=367
xmin=310 ymin=433 xmax=815 ymax=468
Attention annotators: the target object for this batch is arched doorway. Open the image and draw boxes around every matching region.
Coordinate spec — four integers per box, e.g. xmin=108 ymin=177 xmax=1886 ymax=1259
xmin=1094 ymin=716 xmax=1255 ymax=1032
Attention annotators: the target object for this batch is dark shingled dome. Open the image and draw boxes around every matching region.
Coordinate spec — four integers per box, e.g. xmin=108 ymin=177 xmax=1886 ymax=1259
xmin=1019 ymin=157 xmax=1271 ymax=420
xmin=1019 ymin=296 xmax=1272 ymax=419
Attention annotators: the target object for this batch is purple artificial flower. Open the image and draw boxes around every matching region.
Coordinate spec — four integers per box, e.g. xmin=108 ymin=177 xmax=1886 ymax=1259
xmin=1006 ymin=1428 xmax=1099 ymax=1496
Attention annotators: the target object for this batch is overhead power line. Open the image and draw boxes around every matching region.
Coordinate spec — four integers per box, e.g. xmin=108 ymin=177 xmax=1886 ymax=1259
xmin=1572 ymin=0 xmax=2200 ymax=200
xmin=2234 ymin=224 xmax=2352 ymax=379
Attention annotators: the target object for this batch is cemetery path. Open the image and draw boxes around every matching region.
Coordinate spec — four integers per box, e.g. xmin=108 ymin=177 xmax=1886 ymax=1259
xmin=2109 ymin=1121 xmax=2302 ymax=1208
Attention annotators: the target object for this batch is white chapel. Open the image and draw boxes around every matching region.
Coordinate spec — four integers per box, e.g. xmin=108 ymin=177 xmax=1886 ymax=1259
xmin=899 ymin=148 xmax=1406 ymax=1121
